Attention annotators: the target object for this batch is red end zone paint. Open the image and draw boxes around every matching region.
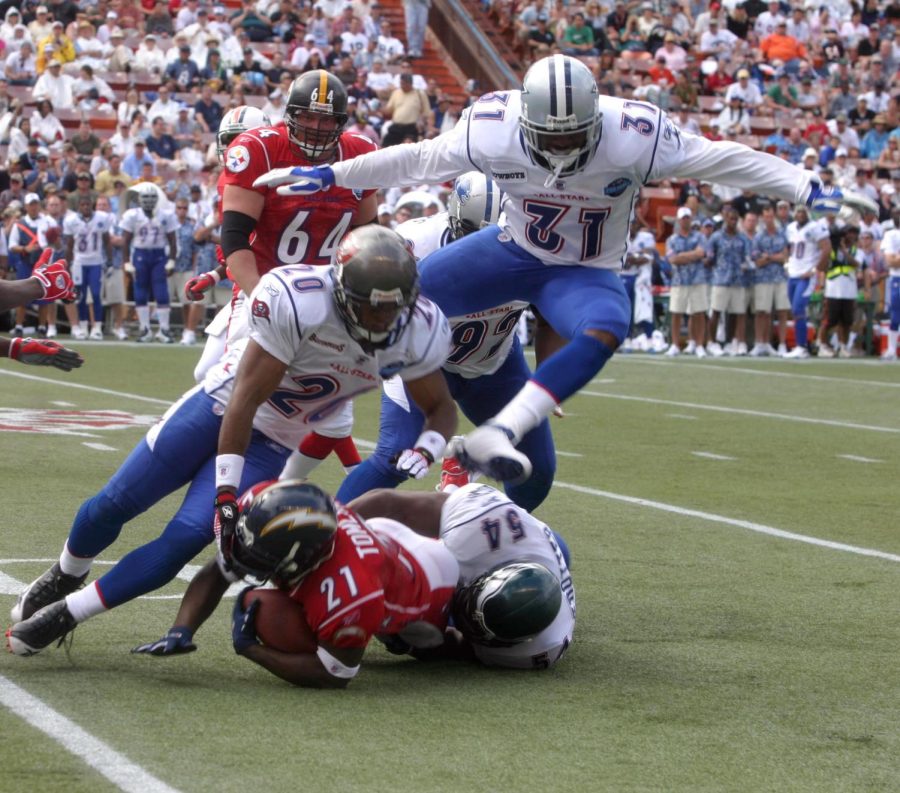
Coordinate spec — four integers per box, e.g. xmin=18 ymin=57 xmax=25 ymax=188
xmin=0 ymin=409 xmax=158 ymax=435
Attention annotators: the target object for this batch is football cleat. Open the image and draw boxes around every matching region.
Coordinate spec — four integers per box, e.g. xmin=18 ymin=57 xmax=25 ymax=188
xmin=89 ymin=326 xmax=104 ymax=340
xmin=784 ymin=346 xmax=810 ymax=359
xmin=71 ymin=325 xmax=88 ymax=340
xmin=11 ymin=563 xmax=87 ymax=622
xmin=437 ymin=454 xmax=469 ymax=492
xmin=451 ymin=425 xmax=532 ymax=485
xmin=817 ymin=344 xmax=835 ymax=359
xmin=155 ymin=329 xmax=175 ymax=345
xmin=136 ymin=327 xmax=154 ymax=343
xmin=7 ymin=601 xmax=78 ymax=656
xmin=114 ymin=327 xmax=129 ymax=341
xmin=665 ymin=343 xmax=680 ymax=357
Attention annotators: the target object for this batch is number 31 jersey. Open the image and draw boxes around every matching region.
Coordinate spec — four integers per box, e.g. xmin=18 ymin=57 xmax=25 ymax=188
xmin=439 ymin=483 xmax=576 ymax=669
xmin=221 ymin=123 xmax=377 ymax=274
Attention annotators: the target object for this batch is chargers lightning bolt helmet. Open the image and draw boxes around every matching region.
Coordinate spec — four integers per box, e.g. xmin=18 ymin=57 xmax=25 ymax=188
xmin=452 ymin=562 xmax=562 ymax=646
xmin=332 ymin=225 xmax=420 ymax=351
xmin=285 ymin=70 xmax=349 ymax=162
xmin=447 ymin=171 xmax=504 ymax=240
xmin=216 ymin=105 xmax=271 ymax=164
xmin=230 ymin=481 xmax=338 ymax=587
xmin=519 ymin=54 xmax=603 ymax=184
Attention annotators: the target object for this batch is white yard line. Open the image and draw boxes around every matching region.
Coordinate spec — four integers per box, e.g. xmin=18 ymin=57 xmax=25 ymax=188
xmin=83 ymin=442 xmax=118 ymax=452
xmin=667 ymin=413 xmax=698 ymax=420
xmin=579 ymin=390 xmax=900 ymax=434
xmin=0 ymin=675 xmax=181 ymax=793
xmin=553 ymin=479 xmax=900 ymax=563
xmin=691 ymin=451 xmax=736 ymax=461
xmin=0 ymin=370 xmax=172 ymax=406
xmin=837 ymin=454 xmax=884 ymax=464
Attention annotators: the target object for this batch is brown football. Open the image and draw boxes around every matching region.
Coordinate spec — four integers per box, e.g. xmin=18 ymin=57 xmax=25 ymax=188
xmin=242 ymin=587 xmax=317 ymax=655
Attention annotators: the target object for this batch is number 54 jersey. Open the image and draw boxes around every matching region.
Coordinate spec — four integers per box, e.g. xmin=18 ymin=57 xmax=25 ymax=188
xmin=202 ymin=264 xmax=452 ymax=451
xmin=220 ymin=122 xmax=377 ymax=274
xmin=439 ymin=483 xmax=576 ymax=669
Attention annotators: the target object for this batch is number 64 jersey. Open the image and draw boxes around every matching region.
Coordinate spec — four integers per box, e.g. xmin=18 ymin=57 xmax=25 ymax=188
xmin=202 ymin=264 xmax=452 ymax=451
xmin=439 ymin=483 xmax=575 ymax=669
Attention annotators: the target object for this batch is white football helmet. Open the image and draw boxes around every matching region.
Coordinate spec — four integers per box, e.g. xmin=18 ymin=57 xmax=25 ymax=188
xmin=447 ymin=171 xmax=504 ymax=240
xmin=519 ymin=55 xmax=602 ymax=183
xmin=126 ymin=182 xmax=168 ymax=218
xmin=216 ymin=105 xmax=271 ymax=164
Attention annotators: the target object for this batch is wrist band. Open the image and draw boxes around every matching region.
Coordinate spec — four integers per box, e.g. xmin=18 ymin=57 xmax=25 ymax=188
xmin=208 ymin=270 xmax=222 ymax=284
xmin=317 ymin=646 xmax=360 ymax=679
xmin=216 ymin=454 xmax=244 ymax=491
xmin=413 ymin=430 xmax=446 ymax=464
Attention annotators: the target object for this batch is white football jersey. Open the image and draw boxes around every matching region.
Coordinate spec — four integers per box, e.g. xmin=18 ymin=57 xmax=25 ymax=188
xmin=786 ymin=219 xmax=830 ymax=278
xmin=332 ymin=92 xmax=815 ymax=270
xmin=880 ymin=228 xmax=900 ymax=276
xmin=203 ymin=265 xmax=451 ymax=450
xmin=397 ymin=212 xmax=528 ymax=378
xmin=120 ymin=207 xmax=179 ymax=251
xmin=63 ymin=210 xmax=114 ymax=266
xmin=440 ymin=483 xmax=575 ymax=669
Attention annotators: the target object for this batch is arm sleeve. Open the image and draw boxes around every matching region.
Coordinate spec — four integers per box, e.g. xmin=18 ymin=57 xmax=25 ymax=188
xmin=331 ymin=121 xmax=471 ymax=190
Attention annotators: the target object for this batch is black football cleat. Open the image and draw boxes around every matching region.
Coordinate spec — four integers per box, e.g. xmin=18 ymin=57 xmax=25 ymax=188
xmin=7 ymin=601 xmax=78 ymax=656
xmin=11 ymin=563 xmax=87 ymax=622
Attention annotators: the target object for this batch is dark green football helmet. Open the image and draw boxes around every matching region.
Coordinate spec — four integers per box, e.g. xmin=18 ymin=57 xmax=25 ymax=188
xmin=452 ymin=562 xmax=561 ymax=646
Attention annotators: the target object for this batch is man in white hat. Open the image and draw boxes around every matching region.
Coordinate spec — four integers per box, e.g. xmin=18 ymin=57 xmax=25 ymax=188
xmin=29 ymin=6 xmax=54 ymax=42
xmin=32 ymin=57 xmax=75 ymax=108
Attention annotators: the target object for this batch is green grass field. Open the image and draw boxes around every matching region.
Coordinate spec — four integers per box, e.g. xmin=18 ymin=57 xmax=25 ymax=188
xmin=1 ymin=345 xmax=898 ymax=793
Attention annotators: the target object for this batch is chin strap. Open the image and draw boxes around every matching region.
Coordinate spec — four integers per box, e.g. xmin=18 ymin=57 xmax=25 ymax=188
xmin=543 ymin=160 xmax=566 ymax=189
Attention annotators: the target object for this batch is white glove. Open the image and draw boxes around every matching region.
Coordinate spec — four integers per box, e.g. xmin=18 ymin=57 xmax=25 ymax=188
xmin=123 ymin=261 xmax=135 ymax=274
xmin=449 ymin=424 xmax=533 ymax=484
xmin=252 ymin=165 xmax=334 ymax=194
xmin=165 ymin=258 xmax=176 ymax=274
xmin=395 ymin=448 xmax=433 ymax=480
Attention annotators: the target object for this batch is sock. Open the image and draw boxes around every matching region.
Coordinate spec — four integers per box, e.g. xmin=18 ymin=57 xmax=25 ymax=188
xmin=493 ymin=381 xmax=559 ymax=444
xmin=158 ymin=306 xmax=170 ymax=331
xmin=342 ymin=463 xmax=360 ymax=475
xmin=136 ymin=305 xmax=150 ymax=329
xmin=279 ymin=450 xmax=320 ymax=481
xmin=65 ymin=582 xmax=106 ymax=622
xmin=794 ymin=317 xmax=807 ymax=348
xmin=59 ymin=542 xmax=94 ymax=577
xmin=333 ymin=436 xmax=362 ymax=467
xmin=848 ymin=331 xmax=857 ymax=348
xmin=889 ymin=329 xmax=898 ymax=353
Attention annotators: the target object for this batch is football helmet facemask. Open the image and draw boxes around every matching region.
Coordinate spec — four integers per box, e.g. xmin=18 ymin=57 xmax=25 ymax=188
xmin=284 ymin=70 xmax=349 ymax=163
xmin=131 ymin=182 xmax=161 ymax=218
xmin=332 ymin=225 xmax=420 ymax=351
xmin=519 ymin=55 xmax=602 ymax=184
xmin=230 ymin=480 xmax=338 ymax=587
xmin=447 ymin=171 xmax=504 ymax=240
xmin=452 ymin=562 xmax=562 ymax=646
xmin=216 ymin=105 xmax=271 ymax=164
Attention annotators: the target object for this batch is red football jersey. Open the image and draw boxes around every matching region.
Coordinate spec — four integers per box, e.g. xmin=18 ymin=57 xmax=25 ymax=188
xmin=287 ymin=506 xmax=452 ymax=650
xmin=220 ymin=123 xmax=377 ymax=275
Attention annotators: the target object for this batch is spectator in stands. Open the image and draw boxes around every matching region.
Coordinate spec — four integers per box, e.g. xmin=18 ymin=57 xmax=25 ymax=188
xmin=377 ymin=20 xmax=405 ymax=63
xmin=73 ymin=21 xmax=111 ymax=71
xmin=146 ymin=116 xmax=178 ymax=165
xmin=29 ymin=6 xmax=54 ymax=43
xmin=831 ymin=147 xmax=856 ymax=187
xmin=32 ymin=59 xmax=75 ymax=110
xmin=366 ymin=56 xmax=395 ymax=99
xmin=97 ymin=11 xmax=119 ymax=45
xmin=123 ymin=139 xmax=155 ymax=179
xmin=166 ymin=43 xmax=202 ymax=90
xmin=37 ymin=21 xmax=77 ymax=74
xmin=404 ymin=0 xmax=429 ymax=59
xmin=861 ymin=114 xmax=891 ymax=161
xmin=95 ymin=154 xmax=133 ymax=196
xmin=66 ymin=170 xmax=99 ymax=211
xmin=705 ymin=59 xmax=734 ymax=97
xmin=209 ymin=5 xmax=234 ymax=41
xmin=147 ymin=86 xmax=181 ymax=126
xmin=698 ymin=17 xmax=737 ymax=60
xmin=17 ymin=137 xmax=42 ymax=173
xmin=382 ymin=71 xmax=431 ymax=147
xmin=333 ymin=54 xmax=358 ymax=87
xmin=665 ymin=206 xmax=710 ymax=357
xmin=5 ymin=122 xmax=32 ymax=170
xmin=290 ymin=33 xmax=318 ymax=71
xmin=724 ymin=68 xmax=762 ymax=109
xmin=754 ymin=0 xmax=784 ymax=40
xmin=800 ymin=147 xmax=820 ymax=174
xmin=780 ymin=127 xmax=807 ymax=165
xmin=106 ymin=28 xmax=132 ymax=72
xmin=655 ymin=32 xmax=688 ymax=72
xmin=231 ymin=0 xmax=273 ymax=42
xmin=759 ymin=20 xmax=807 ymax=75
xmin=750 ymin=201 xmax=790 ymax=357
xmin=5 ymin=41 xmax=36 ymax=88
xmin=341 ymin=17 xmax=371 ymax=58
xmin=861 ymin=80 xmax=891 ymax=115
xmin=697 ymin=181 xmax=722 ymax=220
xmin=30 ymin=101 xmax=66 ymax=152
xmin=176 ymin=0 xmax=202 ymax=31
xmin=193 ymin=84 xmax=223 ymax=134
xmin=828 ymin=82 xmax=857 ymax=120
xmin=201 ymin=49 xmax=229 ymax=90
xmin=850 ymin=163 xmax=880 ymax=204
xmin=526 ymin=14 xmax=555 ymax=60
xmin=876 ymin=136 xmax=900 ymax=179
xmin=71 ymin=120 xmax=101 ymax=158
xmin=0 ymin=9 xmax=22 ymax=42
xmin=25 ymin=150 xmax=60 ymax=197
xmin=145 ymin=1 xmax=176 ymax=37
xmin=561 ymin=12 xmax=598 ymax=57
xmin=271 ymin=0 xmax=304 ymax=43
xmin=233 ymin=46 xmax=267 ymax=94
xmin=134 ymin=33 xmax=166 ymax=75
xmin=0 ymin=173 xmax=26 ymax=214
xmin=263 ymin=52 xmax=288 ymax=93
xmin=707 ymin=205 xmax=752 ymax=357
xmin=73 ymin=64 xmax=115 ymax=105
xmin=716 ymin=95 xmax=751 ymax=137
xmin=849 ymin=96 xmax=875 ymax=132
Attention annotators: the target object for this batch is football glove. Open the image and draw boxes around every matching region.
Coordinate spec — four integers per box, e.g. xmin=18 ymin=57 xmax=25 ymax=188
xmin=252 ymin=165 xmax=335 ymax=195
xmin=8 ymin=337 xmax=84 ymax=372
xmin=214 ymin=488 xmax=239 ymax=570
xmin=184 ymin=271 xmax=221 ymax=301
xmin=805 ymin=182 xmax=843 ymax=214
xmin=394 ymin=447 xmax=434 ymax=480
xmin=231 ymin=587 xmax=261 ymax=655
xmin=165 ymin=258 xmax=176 ymax=274
xmin=131 ymin=626 xmax=197 ymax=656
xmin=123 ymin=261 xmax=135 ymax=275
xmin=31 ymin=250 xmax=76 ymax=302
xmin=449 ymin=424 xmax=533 ymax=485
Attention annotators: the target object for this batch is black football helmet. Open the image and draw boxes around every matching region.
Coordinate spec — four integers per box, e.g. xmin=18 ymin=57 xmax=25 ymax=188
xmin=230 ymin=481 xmax=338 ymax=587
xmin=284 ymin=70 xmax=348 ymax=162
xmin=452 ymin=562 xmax=562 ymax=646
xmin=332 ymin=225 xmax=420 ymax=351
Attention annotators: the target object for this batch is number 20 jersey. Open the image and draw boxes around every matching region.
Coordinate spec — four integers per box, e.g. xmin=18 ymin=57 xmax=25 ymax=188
xmin=440 ymin=483 xmax=576 ymax=669
xmin=220 ymin=123 xmax=377 ymax=274
xmin=202 ymin=265 xmax=452 ymax=451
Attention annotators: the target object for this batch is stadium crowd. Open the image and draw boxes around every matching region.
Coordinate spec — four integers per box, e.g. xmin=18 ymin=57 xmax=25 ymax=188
xmin=0 ymin=0 xmax=898 ymax=357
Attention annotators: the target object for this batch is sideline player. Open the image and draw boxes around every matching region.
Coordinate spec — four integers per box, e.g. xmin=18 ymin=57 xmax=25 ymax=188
xmin=349 ymin=483 xmax=574 ymax=670
xmin=880 ymin=207 xmax=900 ymax=360
xmin=7 ymin=226 xmax=456 ymax=657
xmin=64 ymin=195 xmax=114 ymax=340
xmin=335 ymin=171 xmax=556 ymax=511
xmin=227 ymin=480 xmax=459 ymax=688
xmin=256 ymin=53 xmax=845 ymax=482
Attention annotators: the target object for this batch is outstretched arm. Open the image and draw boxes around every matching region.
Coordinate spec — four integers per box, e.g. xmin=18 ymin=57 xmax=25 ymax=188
xmin=348 ymin=489 xmax=449 ymax=538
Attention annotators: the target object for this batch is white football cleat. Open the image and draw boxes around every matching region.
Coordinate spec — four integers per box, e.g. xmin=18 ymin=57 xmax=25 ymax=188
xmin=665 ymin=343 xmax=681 ymax=357
xmin=71 ymin=324 xmax=88 ymax=340
xmin=89 ymin=326 xmax=103 ymax=340
xmin=706 ymin=342 xmax=724 ymax=357
xmin=694 ymin=345 xmax=708 ymax=359
xmin=818 ymin=344 xmax=835 ymax=358
xmin=784 ymin=346 xmax=810 ymax=359
xmin=451 ymin=425 xmax=532 ymax=485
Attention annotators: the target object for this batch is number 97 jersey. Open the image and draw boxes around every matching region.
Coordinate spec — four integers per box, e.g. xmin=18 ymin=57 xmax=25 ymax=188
xmin=439 ymin=483 xmax=576 ymax=669
xmin=221 ymin=123 xmax=378 ymax=274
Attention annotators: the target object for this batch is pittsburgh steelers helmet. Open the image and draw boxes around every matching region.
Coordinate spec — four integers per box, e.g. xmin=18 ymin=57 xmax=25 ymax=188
xmin=230 ymin=481 xmax=338 ymax=587
xmin=284 ymin=70 xmax=349 ymax=162
xmin=447 ymin=171 xmax=504 ymax=240
xmin=520 ymin=54 xmax=602 ymax=180
xmin=216 ymin=105 xmax=271 ymax=164
xmin=452 ymin=562 xmax=562 ymax=646
xmin=332 ymin=225 xmax=419 ymax=351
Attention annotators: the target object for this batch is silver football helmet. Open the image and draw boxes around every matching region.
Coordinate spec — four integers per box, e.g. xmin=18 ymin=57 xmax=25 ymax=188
xmin=447 ymin=171 xmax=504 ymax=240
xmin=127 ymin=182 xmax=165 ymax=218
xmin=519 ymin=55 xmax=602 ymax=184
xmin=216 ymin=105 xmax=271 ymax=164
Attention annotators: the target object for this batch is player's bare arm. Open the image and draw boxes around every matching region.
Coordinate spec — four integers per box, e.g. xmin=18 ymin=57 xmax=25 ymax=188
xmin=350 ymin=192 xmax=378 ymax=226
xmin=221 ymin=184 xmax=265 ymax=296
xmin=348 ymin=490 xmax=449 ymax=537
xmin=404 ymin=369 xmax=457 ymax=443
xmin=0 ymin=279 xmax=43 ymax=312
xmin=238 ymin=641 xmax=363 ymax=689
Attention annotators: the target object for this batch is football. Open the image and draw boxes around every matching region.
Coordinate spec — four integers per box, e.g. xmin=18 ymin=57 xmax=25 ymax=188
xmin=242 ymin=587 xmax=317 ymax=655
